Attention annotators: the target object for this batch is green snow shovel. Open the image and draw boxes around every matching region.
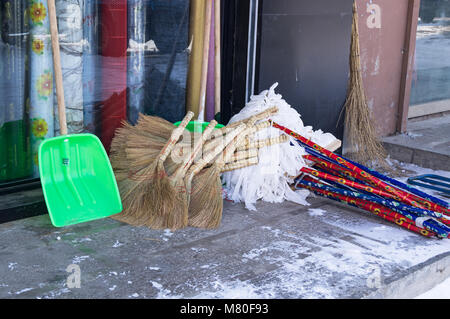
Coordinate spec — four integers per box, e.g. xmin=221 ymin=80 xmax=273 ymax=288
xmin=38 ymin=0 xmax=122 ymax=227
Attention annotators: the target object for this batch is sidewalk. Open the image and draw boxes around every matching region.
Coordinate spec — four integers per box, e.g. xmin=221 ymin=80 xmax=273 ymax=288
xmin=383 ymin=114 xmax=450 ymax=171
xmin=0 ymin=162 xmax=449 ymax=299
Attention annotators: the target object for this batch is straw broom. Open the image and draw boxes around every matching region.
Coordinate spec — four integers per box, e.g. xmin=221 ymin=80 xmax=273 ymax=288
xmin=188 ymin=133 xmax=288 ymax=229
xmin=111 ymin=116 xmax=280 ymax=183
xmin=186 ymin=111 xmax=284 ymax=228
xmin=112 ymin=112 xmax=194 ymax=226
xmin=340 ymin=1 xmax=389 ymax=169
xmin=143 ymin=120 xmax=219 ymax=230
xmin=116 ymin=107 xmax=277 ymax=171
xmin=189 ymin=127 xmax=252 ymax=228
xmin=111 ymin=107 xmax=278 ymax=186
xmin=124 ymin=112 xmax=278 ymax=172
xmin=109 ymin=114 xmax=188 ymax=181
xmin=111 ymin=113 xmax=193 ymax=194
xmin=185 ymin=124 xmax=248 ymax=229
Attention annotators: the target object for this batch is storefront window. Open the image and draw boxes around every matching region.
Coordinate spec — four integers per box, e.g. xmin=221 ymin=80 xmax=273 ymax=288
xmin=410 ymin=0 xmax=450 ymax=118
xmin=0 ymin=0 xmax=189 ymax=186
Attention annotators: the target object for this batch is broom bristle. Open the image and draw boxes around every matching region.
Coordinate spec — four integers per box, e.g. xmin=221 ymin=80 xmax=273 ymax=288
xmin=342 ymin=1 xmax=391 ymax=171
xmin=110 ymin=112 xmax=195 ymax=227
xmin=138 ymin=114 xmax=204 ymax=230
xmin=186 ymin=125 xmax=248 ymax=229
xmin=188 ymin=166 xmax=223 ymax=228
xmin=112 ymin=161 xmax=159 ymax=225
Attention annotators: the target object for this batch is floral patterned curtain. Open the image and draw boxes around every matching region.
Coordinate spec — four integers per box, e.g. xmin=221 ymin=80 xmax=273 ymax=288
xmin=28 ymin=0 xmax=54 ymax=177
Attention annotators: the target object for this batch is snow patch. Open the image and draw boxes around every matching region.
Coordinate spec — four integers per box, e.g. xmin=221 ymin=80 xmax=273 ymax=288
xmin=8 ymin=263 xmax=17 ymax=271
xmin=72 ymin=256 xmax=90 ymax=264
xmin=15 ymin=288 xmax=33 ymax=295
xmin=308 ymin=208 xmax=326 ymax=217
xmin=113 ymin=240 xmax=123 ymax=248
xmin=415 ymin=276 xmax=450 ymax=299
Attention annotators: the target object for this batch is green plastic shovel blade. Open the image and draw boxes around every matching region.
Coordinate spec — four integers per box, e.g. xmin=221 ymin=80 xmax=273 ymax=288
xmin=38 ymin=133 xmax=122 ymax=227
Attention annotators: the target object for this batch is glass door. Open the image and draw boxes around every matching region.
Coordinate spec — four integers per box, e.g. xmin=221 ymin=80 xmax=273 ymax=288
xmin=0 ymin=0 xmax=190 ymax=190
xmin=409 ymin=0 xmax=450 ymax=118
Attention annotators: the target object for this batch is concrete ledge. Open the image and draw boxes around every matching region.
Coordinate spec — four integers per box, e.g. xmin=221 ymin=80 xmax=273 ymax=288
xmin=1 ymin=198 xmax=449 ymax=299
xmin=366 ymin=252 xmax=450 ymax=299
xmin=382 ymin=114 xmax=450 ymax=171
xmin=382 ymin=141 xmax=450 ymax=171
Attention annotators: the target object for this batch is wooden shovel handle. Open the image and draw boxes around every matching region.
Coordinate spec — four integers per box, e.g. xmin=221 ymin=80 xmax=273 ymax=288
xmin=47 ymin=0 xmax=67 ymax=135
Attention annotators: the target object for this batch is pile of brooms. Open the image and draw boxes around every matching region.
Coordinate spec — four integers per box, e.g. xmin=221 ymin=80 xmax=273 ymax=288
xmin=109 ymin=107 xmax=289 ymax=230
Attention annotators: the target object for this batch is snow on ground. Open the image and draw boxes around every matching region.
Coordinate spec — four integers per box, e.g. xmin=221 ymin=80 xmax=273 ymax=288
xmin=183 ymin=160 xmax=450 ymax=299
xmin=415 ymin=276 xmax=450 ymax=299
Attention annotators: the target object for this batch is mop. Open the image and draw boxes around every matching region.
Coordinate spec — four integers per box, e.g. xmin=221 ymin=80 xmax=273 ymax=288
xmin=222 ymin=83 xmax=341 ymax=210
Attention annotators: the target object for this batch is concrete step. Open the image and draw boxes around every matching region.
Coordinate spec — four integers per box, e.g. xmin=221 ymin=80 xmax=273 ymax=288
xmin=382 ymin=114 xmax=450 ymax=171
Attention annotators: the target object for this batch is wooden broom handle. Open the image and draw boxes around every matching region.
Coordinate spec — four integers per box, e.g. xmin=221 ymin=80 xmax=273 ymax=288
xmin=188 ymin=124 xmax=246 ymax=176
xmin=226 ymin=148 xmax=258 ymax=163
xmin=221 ymin=157 xmax=258 ymax=173
xmin=47 ymin=0 xmax=67 ymax=136
xmin=176 ymin=120 xmax=218 ymax=179
xmin=209 ymin=106 xmax=278 ymax=139
xmin=159 ymin=111 xmax=194 ymax=163
xmin=236 ymin=134 xmax=289 ymax=151
xmin=204 ymin=120 xmax=271 ymax=153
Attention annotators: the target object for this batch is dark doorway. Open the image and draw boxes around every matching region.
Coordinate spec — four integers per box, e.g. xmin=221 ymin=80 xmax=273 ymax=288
xmin=255 ymin=0 xmax=353 ymax=141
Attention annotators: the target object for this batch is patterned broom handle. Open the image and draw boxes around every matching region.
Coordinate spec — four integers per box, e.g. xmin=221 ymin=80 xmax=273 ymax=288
xmin=299 ymin=182 xmax=435 ymax=238
xmin=159 ymin=111 xmax=194 ymax=163
xmin=221 ymin=157 xmax=259 ymax=173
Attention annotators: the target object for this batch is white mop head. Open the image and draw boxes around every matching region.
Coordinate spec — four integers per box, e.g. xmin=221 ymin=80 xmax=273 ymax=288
xmin=221 ymin=83 xmax=338 ymax=211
